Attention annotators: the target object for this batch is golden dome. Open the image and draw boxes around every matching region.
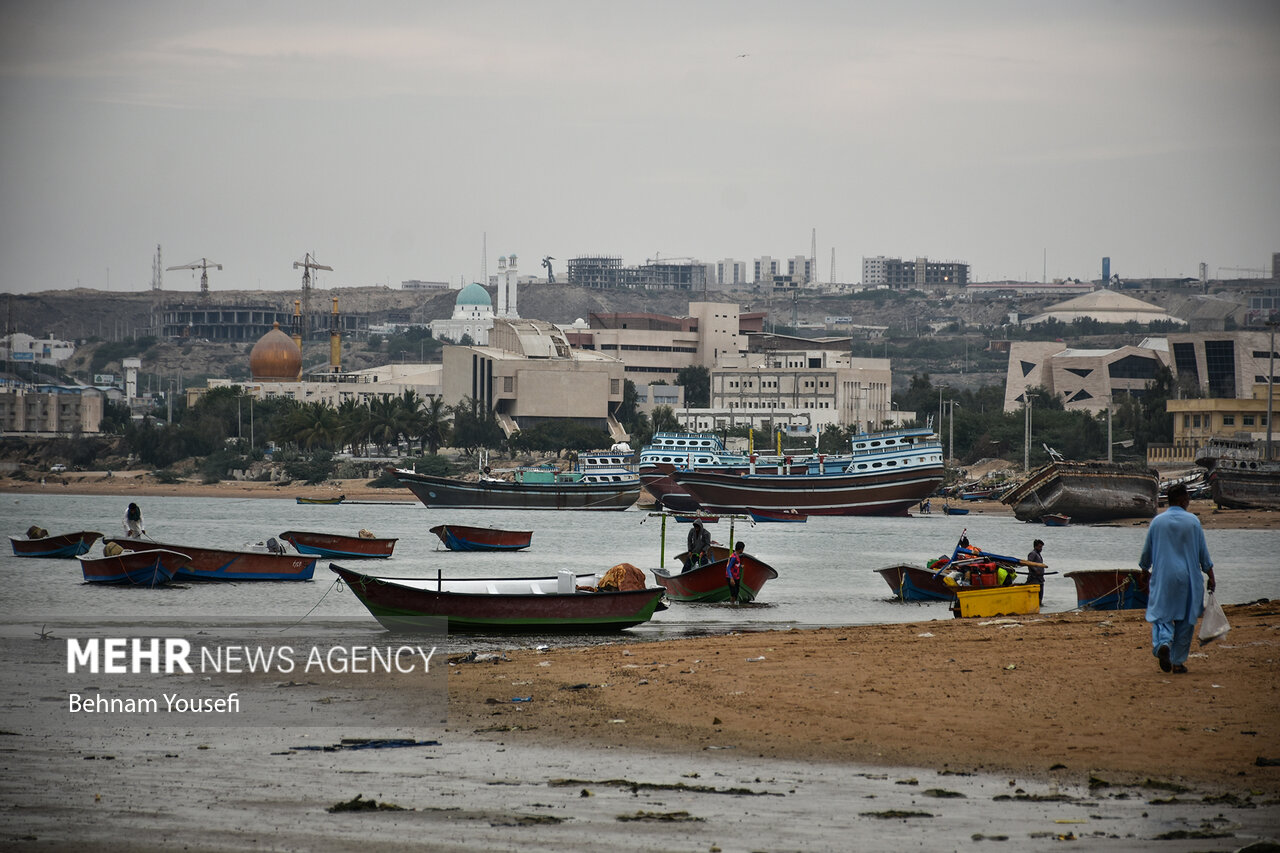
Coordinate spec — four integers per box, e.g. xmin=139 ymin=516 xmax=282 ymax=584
xmin=250 ymin=322 xmax=302 ymax=381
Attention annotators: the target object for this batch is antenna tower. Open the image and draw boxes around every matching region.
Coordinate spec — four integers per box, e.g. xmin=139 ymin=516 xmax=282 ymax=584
xmin=830 ymin=248 xmax=835 ymax=286
xmin=151 ymin=245 xmax=163 ymax=291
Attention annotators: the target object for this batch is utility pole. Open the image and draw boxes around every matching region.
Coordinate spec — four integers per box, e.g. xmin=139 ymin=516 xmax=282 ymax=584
xmin=1267 ymin=317 xmax=1277 ymax=461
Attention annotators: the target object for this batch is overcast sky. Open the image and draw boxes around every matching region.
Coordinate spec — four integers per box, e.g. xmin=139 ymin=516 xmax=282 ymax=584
xmin=2 ymin=1 xmax=1277 ymax=297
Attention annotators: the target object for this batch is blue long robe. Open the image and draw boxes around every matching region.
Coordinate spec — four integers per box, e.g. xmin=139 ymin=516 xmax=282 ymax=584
xmin=1139 ymin=505 xmax=1213 ymax=624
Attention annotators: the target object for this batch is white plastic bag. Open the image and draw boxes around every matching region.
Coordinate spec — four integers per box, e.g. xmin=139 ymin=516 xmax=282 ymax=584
xmin=1198 ymin=591 xmax=1230 ymax=646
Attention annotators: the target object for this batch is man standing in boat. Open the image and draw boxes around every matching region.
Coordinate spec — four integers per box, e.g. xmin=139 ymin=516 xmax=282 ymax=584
xmin=123 ymin=503 xmax=144 ymax=538
xmin=1139 ymin=484 xmax=1215 ymax=674
xmin=1025 ymin=539 xmax=1046 ymax=604
xmin=686 ymin=520 xmax=712 ymax=570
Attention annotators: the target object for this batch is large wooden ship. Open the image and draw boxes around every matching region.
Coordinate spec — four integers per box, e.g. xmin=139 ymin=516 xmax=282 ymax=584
xmin=1000 ymin=460 xmax=1158 ymax=522
xmin=1195 ymin=437 xmax=1280 ymax=510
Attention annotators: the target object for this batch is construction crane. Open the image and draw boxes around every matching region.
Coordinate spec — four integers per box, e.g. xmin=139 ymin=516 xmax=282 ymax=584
xmin=293 ymin=252 xmax=333 ymax=339
xmin=166 ymin=257 xmax=222 ymax=299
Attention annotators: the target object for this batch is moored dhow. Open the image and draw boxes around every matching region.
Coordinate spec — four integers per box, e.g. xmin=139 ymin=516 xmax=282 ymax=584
xmin=391 ymin=449 xmax=640 ymax=511
xmin=1000 ymin=460 xmax=1158 ymax=523
xmin=670 ymin=428 xmax=944 ymax=516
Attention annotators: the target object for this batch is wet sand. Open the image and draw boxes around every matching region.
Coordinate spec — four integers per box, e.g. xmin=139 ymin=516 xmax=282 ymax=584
xmin=1 ymin=607 xmax=1277 ymax=851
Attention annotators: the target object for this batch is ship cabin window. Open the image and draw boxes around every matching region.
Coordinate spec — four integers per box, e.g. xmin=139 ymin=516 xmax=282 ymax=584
xmin=857 ymin=463 xmax=868 ymax=470
xmin=872 ymin=462 xmax=882 ymax=468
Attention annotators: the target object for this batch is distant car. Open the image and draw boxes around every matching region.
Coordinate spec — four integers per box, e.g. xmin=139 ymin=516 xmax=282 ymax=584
xmin=49 ymin=464 xmax=66 ymax=473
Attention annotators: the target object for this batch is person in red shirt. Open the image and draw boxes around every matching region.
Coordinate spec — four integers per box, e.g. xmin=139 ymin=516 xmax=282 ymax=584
xmin=725 ymin=540 xmax=746 ymax=604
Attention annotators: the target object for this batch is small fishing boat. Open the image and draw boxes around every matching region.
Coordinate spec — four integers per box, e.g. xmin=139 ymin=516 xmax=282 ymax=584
xmin=942 ymin=505 xmax=969 ymax=516
xmin=1063 ymin=569 xmax=1149 ymax=611
xmin=873 ymin=563 xmax=957 ymax=602
xmin=428 ymin=524 xmax=533 ymax=552
xmin=104 ymin=538 xmax=316 ymax=581
xmin=296 ymin=495 xmax=345 ymax=505
xmin=950 ymin=583 xmax=1040 ymax=618
xmin=280 ymin=530 xmax=397 ymax=559
xmin=654 ymin=545 xmax=779 ymax=603
xmin=331 ymin=564 xmax=666 ymax=633
xmin=78 ymin=548 xmax=190 ymax=586
xmin=673 ymin=513 xmax=720 ymax=524
xmin=1041 ymin=513 xmax=1071 ymax=527
xmin=9 ymin=530 xmax=103 ymax=558
xmin=746 ymin=508 xmax=807 ymax=523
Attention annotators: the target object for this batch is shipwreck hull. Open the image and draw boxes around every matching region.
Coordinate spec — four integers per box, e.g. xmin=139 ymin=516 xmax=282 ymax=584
xmin=1003 ymin=462 xmax=1158 ymax=523
xmin=1207 ymin=465 xmax=1280 ymax=510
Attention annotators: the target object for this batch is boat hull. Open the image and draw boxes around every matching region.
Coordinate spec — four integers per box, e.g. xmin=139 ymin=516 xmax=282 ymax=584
xmin=672 ymin=464 xmax=944 ymax=517
xmin=1002 ymin=462 xmax=1158 ymax=522
xmin=395 ymin=471 xmax=639 ymax=511
xmin=429 ymin=525 xmax=533 ymax=552
xmin=10 ymin=531 xmax=103 ymax=558
xmin=279 ymin=530 xmax=397 ymax=558
xmin=746 ymin=508 xmax=807 ymax=523
xmin=874 ymin=563 xmax=956 ymax=602
xmin=296 ymin=496 xmax=344 ymax=505
xmin=331 ymin=565 xmax=665 ymax=633
xmin=652 ymin=552 xmax=778 ymax=603
xmin=952 ymin=584 xmax=1041 ymax=618
xmin=78 ymin=549 xmax=190 ymax=586
xmin=105 ymin=539 xmax=316 ymax=581
xmin=1206 ymin=464 xmax=1280 ymax=510
xmin=1063 ymin=569 xmax=1149 ymax=611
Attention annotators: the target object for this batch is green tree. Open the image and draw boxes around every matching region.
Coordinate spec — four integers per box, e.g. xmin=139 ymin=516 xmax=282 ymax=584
xmin=676 ymin=365 xmax=710 ymax=408
xmin=650 ymin=405 xmax=680 ymax=433
xmin=418 ymin=395 xmax=451 ymax=454
xmin=448 ymin=397 xmax=505 ymax=454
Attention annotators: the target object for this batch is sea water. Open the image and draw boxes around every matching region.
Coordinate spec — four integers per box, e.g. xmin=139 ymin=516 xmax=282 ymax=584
xmin=2 ymin=492 xmax=1276 ymax=648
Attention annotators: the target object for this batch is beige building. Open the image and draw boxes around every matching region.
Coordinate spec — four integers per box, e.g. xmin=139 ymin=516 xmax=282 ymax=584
xmin=1145 ymin=330 xmax=1280 ymax=466
xmin=205 ymin=364 xmax=443 ymax=408
xmin=704 ymin=351 xmax=897 ymax=434
xmin=1021 ymin=290 xmax=1185 ymax=327
xmin=443 ymin=319 xmax=628 ymax=439
xmin=565 ymin=301 xmax=748 ymax=383
xmin=1003 ymin=340 xmax=1172 ymax=414
xmin=0 ymin=386 xmax=103 ymax=434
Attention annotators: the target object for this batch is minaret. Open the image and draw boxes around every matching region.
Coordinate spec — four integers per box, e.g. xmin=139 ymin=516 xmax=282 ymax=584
xmin=291 ymin=300 xmax=303 ymax=379
xmin=496 ymin=256 xmax=507 ymax=317
xmin=507 ymin=254 xmax=518 ymax=317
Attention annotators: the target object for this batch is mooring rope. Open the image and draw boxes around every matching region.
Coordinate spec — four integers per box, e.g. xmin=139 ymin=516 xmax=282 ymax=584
xmin=280 ymin=577 xmax=342 ymax=632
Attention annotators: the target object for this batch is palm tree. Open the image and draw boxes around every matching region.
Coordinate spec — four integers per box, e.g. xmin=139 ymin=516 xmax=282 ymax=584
xmin=293 ymin=402 xmax=341 ymax=450
xmin=367 ymin=395 xmax=402 ymax=455
xmin=419 ymin=395 xmax=451 ymax=454
xmin=336 ymin=399 xmax=370 ymax=456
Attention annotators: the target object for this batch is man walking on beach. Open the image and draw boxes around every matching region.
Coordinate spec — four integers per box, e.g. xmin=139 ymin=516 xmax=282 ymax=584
xmin=1139 ymin=484 xmax=1215 ymax=674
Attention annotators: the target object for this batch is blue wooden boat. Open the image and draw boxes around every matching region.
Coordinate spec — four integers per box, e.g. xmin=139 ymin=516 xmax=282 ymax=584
xmin=9 ymin=530 xmax=103 ymax=558
xmin=1064 ymin=569 xmax=1149 ymax=611
xmin=105 ymin=538 xmax=316 ymax=581
xmin=874 ymin=563 xmax=956 ymax=602
xmin=78 ymin=548 xmax=190 ymax=586
xmin=429 ymin=524 xmax=532 ymax=552
xmin=942 ymin=505 xmax=969 ymax=515
xmin=1042 ymin=513 xmax=1071 ymax=526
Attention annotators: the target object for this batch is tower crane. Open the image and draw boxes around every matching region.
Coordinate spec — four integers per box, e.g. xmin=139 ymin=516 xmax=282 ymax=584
xmin=293 ymin=252 xmax=333 ymax=339
xmin=166 ymin=258 xmax=222 ymax=299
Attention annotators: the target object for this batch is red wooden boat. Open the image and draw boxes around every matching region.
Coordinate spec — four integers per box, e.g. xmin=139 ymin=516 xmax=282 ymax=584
xmin=104 ymin=538 xmax=316 ymax=581
xmin=9 ymin=530 xmax=103 ymax=558
xmin=331 ymin=564 xmax=665 ymax=633
xmin=78 ymin=548 xmax=191 ymax=586
xmin=873 ymin=563 xmax=957 ymax=602
xmin=428 ymin=524 xmax=533 ymax=552
xmin=279 ymin=530 xmax=397 ymax=559
xmin=1063 ymin=569 xmax=1149 ymax=611
xmin=747 ymin=508 xmax=807 ymax=523
xmin=651 ymin=545 xmax=779 ymax=603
